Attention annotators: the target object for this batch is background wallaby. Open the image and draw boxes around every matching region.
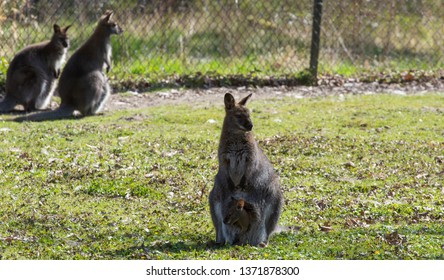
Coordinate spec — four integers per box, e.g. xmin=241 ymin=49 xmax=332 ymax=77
xmin=0 ymin=24 xmax=70 ymax=113
xmin=209 ymin=92 xmax=283 ymax=246
xmin=14 ymin=11 xmax=122 ymax=122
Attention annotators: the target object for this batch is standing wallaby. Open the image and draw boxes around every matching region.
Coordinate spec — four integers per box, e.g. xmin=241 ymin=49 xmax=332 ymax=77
xmin=14 ymin=11 xmax=122 ymax=122
xmin=209 ymin=93 xmax=283 ymax=246
xmin=0 ymin=24 xmax=70 ymax=112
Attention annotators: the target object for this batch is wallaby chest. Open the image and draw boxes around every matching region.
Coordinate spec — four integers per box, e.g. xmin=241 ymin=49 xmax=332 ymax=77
xmin=221 ymin=141 xmax=253 ymax=188
xmin=105 ymin=44 xmax=111 ymax=64
xmin=54 ymin=49 xmax=67 ymax=72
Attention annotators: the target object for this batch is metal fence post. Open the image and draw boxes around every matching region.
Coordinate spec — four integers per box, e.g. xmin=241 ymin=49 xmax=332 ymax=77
xmin=309 ymin=0 xmax=324 ymax=82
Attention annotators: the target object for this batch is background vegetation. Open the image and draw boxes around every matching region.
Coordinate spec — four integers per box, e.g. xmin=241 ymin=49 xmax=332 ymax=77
xmin=0 ymin=0 xmax=443 ymax=88
xmin=1 ymin=94 xmax=443 ymax=259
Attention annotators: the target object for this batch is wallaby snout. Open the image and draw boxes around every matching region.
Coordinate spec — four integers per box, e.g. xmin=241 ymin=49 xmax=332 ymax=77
xmin=110 ymin=22 xmax=123 ymax=35
xmin=61 ymin=38 xmax=69 ymax=48
xmin=234 ymin=112 xmax=253 ymax=131
xmin=242 ymin=119 xmax=253 ymax=131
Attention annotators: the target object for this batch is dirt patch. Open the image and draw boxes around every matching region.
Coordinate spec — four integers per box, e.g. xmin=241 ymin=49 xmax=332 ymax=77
xmin=105 ymin=80 xmax=444 ymax=112
xmin=2 ymin=80 xmax=443 ymax=113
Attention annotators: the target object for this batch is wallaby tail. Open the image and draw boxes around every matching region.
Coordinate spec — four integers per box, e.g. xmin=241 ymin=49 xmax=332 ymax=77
xmin=0 ymin=97 xmax=17 ymax=113
xmin=14 ymin=105 xmax=75 ymax=122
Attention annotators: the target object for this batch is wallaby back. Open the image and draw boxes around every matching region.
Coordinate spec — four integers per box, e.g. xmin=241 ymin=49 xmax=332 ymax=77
xmin=1 ymin=24 xmax=70 ymax=113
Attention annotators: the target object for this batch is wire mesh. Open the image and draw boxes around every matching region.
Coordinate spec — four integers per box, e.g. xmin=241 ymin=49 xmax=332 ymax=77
xmin=321 ymin=0 xmax=444 ymax=74
xmin=0 ymin=0 xmax=443 ymax=85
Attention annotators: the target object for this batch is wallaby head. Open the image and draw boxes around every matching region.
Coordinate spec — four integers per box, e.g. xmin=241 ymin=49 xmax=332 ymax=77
xmin=224 ymin=93 xmax=253 ymax=132
xmin=98 ymin=11 xmax=123 ymax=35
xmin=51 ymin=24 xmax=71 ymax=49
xmin=223 ymin=198 xmax=245 ymax=225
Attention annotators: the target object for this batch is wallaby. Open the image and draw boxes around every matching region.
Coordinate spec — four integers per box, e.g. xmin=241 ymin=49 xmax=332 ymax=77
xmin=223 ymin=197 xmax=262 ymax=243
xmin=223 ymin=198 xmax=256 ymax=233
xmin=209 ymin=92 xmax=283 ymax=246
xmin=14 ymin=11 xmax=122 ymax=122
xmin=0 ymin=24 xmax=70 ymax=113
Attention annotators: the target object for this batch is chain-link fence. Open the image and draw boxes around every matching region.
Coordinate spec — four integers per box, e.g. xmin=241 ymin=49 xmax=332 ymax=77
xmin=322 ymin=0 xmax=443 ymax=75
xmin=0 ymin=0 xmax=443 ymax=88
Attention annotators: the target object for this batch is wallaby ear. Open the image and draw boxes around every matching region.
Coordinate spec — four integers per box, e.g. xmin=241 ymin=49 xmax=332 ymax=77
xmin=238 ymin=93 xmax=252 ymax=106
xmin=224 ymin=93 xmax=235 ymax=110
xmin=63 ymin=25 xmax=72 ymax=33
xmin=237 ymin=199 xmax=245 ymax=209
xmin=53 ymin=24 xmax=61 ymax=33
xmin=102 ymin=10 xmax=114 ymax=22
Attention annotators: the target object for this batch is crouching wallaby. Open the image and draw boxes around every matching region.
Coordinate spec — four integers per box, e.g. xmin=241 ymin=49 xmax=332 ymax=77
xmin=209 ymin=92 xmax=283 ymax=246
xmin=223 ymin=197 xmax=261 ymax=245
xmin=0 ymin=24 xmax=70 ymax=113
xmin=14 ymin=11 xmax=122 ymax=122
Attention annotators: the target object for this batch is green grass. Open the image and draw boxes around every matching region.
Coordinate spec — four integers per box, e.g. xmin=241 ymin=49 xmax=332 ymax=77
xmin=320 ymin=59 xmax=444 ymax=78
xmin=0 ymin=93 xmax=443 ymax=259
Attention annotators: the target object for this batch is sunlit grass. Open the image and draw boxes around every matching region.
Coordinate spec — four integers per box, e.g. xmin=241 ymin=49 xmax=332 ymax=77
xmin=0 ymin=93 xmax=443 ymax=259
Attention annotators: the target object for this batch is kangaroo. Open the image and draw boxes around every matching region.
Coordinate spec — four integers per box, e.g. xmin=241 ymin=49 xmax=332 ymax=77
xmin=14 ymin=11 xmax=122 ymax=122
xmin=0 ymin=24 xmax=70 ymax=113
xmin=209 ymin=92 xmax=283 ymax=246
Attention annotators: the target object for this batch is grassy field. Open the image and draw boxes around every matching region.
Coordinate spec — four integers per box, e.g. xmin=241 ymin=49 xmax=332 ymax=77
xmin=0 ymin=93 xmax=443 ymax=260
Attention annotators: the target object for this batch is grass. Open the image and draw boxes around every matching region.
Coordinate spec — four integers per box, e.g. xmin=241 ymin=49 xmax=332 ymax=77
xmin=0 ymin=93 xmax=443 ymax=259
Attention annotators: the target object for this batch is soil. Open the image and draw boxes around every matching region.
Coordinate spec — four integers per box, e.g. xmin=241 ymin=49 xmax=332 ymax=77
xmin=1 ymin=79 xmax=443 ymax=113
xmin=105 ymin=79 xmax=444 ymax=112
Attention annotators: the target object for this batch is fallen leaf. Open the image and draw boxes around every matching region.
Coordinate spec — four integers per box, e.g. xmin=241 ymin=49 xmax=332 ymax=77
xmin=402 ymin=72 xmax=414 ymax=82
xmin=435 ymin=156 xmax=444 ymax=164
xmin=343 ymin=161 xmax=356 ymax=168
xmin=319 ymin=223 xmax=333 ymax=232
xmin=384 ymin=231 xmax=406 ymax=245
